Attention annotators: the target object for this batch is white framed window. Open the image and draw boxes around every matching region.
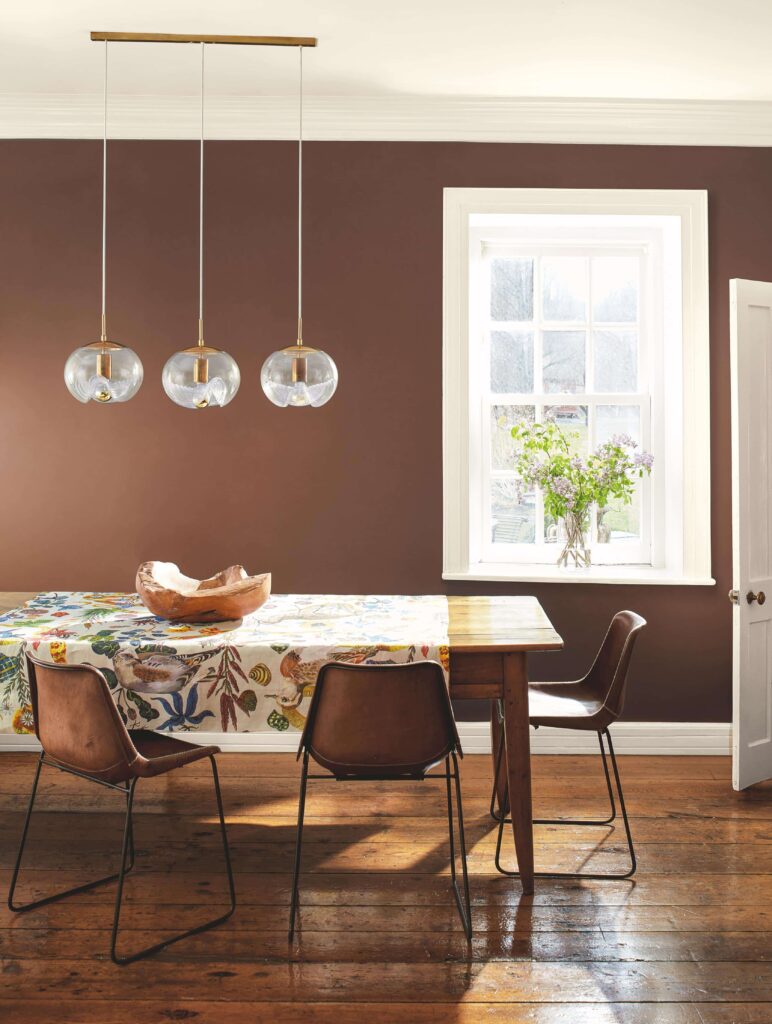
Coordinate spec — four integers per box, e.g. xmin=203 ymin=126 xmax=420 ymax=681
xmin=443 ymin=188 xmax=713 ymax=585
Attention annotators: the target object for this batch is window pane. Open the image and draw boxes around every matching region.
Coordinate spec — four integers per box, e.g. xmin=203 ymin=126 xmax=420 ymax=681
xmin=542 ymin=257 xmax=587 ymax=321
xmin=592 ymin=257 xmax=638 ymax=322
xmin=490 ymin=258 xmax=534 ymax=321
xmin=491 ymin=479 xmax=535 ymax=545
xmin=594 ymin=329 xmax=638 ymax=392
xmin=544 ymin=516 xmax=559 ymax=544
xmin=595 ymin=404 xmax=641 ymax=446
xmin=491 ymin=404 xmax=535 ymax=470
xmin=491 ymin=331 xmax=534 ymax=393
xmin=595 ymin=404 xmax=642 ymax=544
xmin=543 ymin=331 xmax=586 ymax=393
xmin=598 ymin=492 xmax=641 ymax=544
xmin=544 ymin=404 xmax=589 ymax=455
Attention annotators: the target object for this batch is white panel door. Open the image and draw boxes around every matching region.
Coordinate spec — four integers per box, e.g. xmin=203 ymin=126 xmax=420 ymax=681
xmin=730 ymin=279 xmax=772 ymax=790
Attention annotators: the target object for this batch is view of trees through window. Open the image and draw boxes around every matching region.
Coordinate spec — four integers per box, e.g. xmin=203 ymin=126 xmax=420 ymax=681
xmin=483 ymin=250 xmax=646 ymax=553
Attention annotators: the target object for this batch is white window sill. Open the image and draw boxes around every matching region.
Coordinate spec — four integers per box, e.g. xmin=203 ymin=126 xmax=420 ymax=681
xmin=443 ymin=564 xmax=716 ymax=586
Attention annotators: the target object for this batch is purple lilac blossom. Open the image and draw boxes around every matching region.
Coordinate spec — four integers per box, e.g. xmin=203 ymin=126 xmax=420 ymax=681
xmin=551 ymin=476 xmax=577 ymax=508
xmin=609 ymin=433 xmax=638 ymax=449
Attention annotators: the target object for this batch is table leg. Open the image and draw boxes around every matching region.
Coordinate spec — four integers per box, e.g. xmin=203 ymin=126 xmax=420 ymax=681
xmin=502 ymin=651 xmax=534 ymax=894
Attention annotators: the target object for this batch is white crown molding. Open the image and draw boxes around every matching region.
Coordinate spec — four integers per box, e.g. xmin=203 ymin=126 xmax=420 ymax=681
xmin=0 ymin=721 xmax=731 ymax=755
xmin=2 ymin=94 xmax=772 ymax=145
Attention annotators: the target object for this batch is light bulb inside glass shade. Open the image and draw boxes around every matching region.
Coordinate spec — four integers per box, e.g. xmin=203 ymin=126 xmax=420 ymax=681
xmin=64 ymin=343 xmax=143 ymax=404
xmin=261 ymin=345 xmax=338 ymax=408
xmin=162 ymin=348 xmax=241 ymax=409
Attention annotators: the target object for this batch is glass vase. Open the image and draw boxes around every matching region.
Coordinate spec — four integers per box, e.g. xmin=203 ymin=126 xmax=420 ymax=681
xmin=557 ymin=511 xmax=591 ymax=569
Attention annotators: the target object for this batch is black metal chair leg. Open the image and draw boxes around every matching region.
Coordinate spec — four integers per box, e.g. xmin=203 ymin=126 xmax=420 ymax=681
xmin=605 ymin=730 xmax=637 ymax=877
xmin=489 ymin=701 xmax=506 ymax=823
xmin=111 ymin=755 xmax=237 ymax=965
xmin=494 ymin=727 xmax=637 ymax=881
xmin=8 ymin=755 xmax=136 ymax=913
xmin=210 ymin=755 xmax=237 ymax=914
xmin=288 ymin=751 xmax=310 ymax=942
xmin=7 ymin=753 xmax=44 ymax=912
xmin=289 ymin=752 xmax=471 ymax=942
xmin=445 ymin=757 xmax=457 ymax=884
xmin=446 ymin=752 xmax=472 ymax=939
xmin=591 ymin=729 xmax=618 ymax=825
xmin=491 ymin=722 xmax=617 ymax=827
xmin=110 ymin=777 xmax=138 ymax=964
xmin=124 ymin=780 xmax=136 ymax=872
xmin=533 ymin=731 xmax=618 ymax=827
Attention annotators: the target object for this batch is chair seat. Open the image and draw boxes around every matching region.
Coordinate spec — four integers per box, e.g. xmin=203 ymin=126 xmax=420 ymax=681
xmin=528 ymin=682 xmax=609 ymax=731
xmin=130 ymin=730 xmax=221 ymax=778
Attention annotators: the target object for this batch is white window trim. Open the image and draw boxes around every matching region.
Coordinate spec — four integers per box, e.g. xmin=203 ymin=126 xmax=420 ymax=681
xmin=442 ymin=187 xmax=713 ymax=586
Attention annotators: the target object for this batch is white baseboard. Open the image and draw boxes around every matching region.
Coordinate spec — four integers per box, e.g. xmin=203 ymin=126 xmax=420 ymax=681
xmin=459 ymin=721 xmax=732 ymax=756
xmin=0 ymin=722 xmax=731 ymax=756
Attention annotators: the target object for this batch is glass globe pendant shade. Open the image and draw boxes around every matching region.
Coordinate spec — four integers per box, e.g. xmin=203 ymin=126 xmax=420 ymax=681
xmin=162 ymin=345 xmax=240 ymax=409
xmin=261 ymin=344 xmax=338 ymax=408
xmin=64 ymin=340 xmax=144 ymax=404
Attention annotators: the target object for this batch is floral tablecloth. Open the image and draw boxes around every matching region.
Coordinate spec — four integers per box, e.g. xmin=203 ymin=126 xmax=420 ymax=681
xmin=0 ymin=592 xmax=450 ymax=736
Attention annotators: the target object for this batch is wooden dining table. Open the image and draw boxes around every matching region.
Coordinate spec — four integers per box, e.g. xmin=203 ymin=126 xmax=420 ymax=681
xmin=0 ymin=591 xmax=563 ymax=894
xmin=447 ymin=595 xmax=563 ymax=894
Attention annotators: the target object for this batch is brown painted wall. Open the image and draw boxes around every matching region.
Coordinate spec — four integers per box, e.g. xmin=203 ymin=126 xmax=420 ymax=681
xmin=2 ymin=139 xmax=768 ymax=722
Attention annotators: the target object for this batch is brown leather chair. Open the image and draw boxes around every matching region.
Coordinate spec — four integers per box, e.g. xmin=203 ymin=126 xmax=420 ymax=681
xmin=8 ymin=655 xmax=236 ymax=964
xmin=289 ymin=661 xmax=471 ymax=940
xmin=491 ymin=610 xmax=646 ymax=880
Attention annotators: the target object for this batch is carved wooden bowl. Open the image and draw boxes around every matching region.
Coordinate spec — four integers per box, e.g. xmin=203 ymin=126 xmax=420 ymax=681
xmin=136 ymin=562 xmax=271 ymax=623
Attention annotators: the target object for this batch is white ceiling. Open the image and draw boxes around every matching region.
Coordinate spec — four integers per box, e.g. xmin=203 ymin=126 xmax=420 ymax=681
xmin=3 ymin=0 xmax=772 ymax=142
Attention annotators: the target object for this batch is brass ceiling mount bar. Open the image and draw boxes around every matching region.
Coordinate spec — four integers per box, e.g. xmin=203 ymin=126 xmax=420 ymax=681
xmin=90 ymin=31 xmax=317 ymax=47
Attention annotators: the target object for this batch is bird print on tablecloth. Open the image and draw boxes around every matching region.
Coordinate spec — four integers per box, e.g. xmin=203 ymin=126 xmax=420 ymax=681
xmin=113 ymin=650 xmax=200 ymax=694
xmin=266 ymin=646 xmax=392 ymax=709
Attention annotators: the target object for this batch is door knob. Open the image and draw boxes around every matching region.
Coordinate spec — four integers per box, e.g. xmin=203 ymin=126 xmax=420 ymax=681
xmin=747 ymin=590 xmax=766 ymax=605
xmin=728 ymin=589 xmax=740 ymax=604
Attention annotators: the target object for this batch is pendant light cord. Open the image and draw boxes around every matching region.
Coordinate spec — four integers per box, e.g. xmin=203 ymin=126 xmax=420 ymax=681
xmin=101 ymin=39 xmax=108 ymax=340
xmin=198 ymin=41 xmax=205 ymax=344
xmin=297 ymin=45 xmax=303 ymax=344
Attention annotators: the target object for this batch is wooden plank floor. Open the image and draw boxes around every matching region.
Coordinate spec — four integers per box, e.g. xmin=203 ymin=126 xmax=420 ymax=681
xmin=1 ymin=751 xmax=771 ymax=1023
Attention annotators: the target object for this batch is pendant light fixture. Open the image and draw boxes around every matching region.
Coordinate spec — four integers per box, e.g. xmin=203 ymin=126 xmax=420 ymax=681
xmin=260 ymin=46 xmax=338 ymax=408
xmin=162 ymin=42 xmax=241 ymax=409
xmin=65 ymin=41 xmax=144 ymax=404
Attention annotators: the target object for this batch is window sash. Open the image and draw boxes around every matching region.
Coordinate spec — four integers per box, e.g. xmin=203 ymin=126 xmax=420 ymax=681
xmin=480 ymin=395 xmax=652 ymax=565
xmin=473 ymin=242 xmax=654 ymax=567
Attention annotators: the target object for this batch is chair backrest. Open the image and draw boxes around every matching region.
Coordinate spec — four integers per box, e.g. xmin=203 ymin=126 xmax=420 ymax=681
xmin=26 ymin=654 xmax=140 ymax=783
xmin=582 ymin=610 xmax=647 ymax=721
xmin=298 ymin=661 xmax=460 ymax=778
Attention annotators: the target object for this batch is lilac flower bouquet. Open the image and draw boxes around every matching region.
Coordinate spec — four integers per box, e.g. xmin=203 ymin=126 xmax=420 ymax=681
xmin=511 ymin=413 xmax=654 ymax=568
